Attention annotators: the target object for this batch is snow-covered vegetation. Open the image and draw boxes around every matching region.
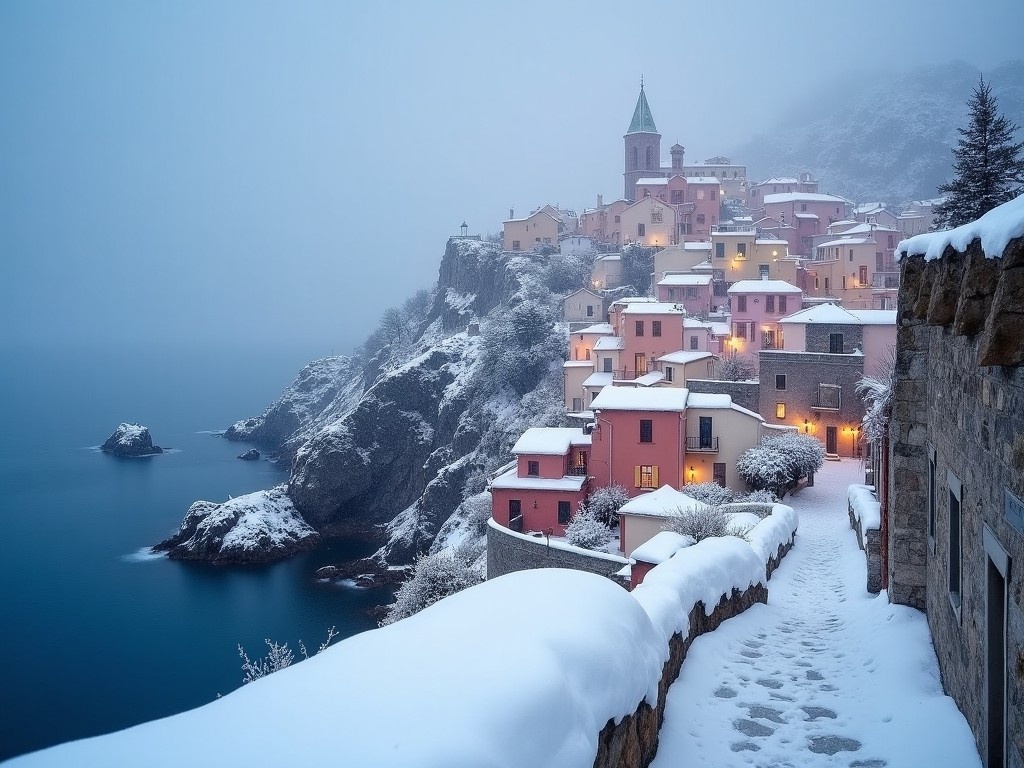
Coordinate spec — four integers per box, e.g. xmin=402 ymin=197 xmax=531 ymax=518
xmin=680 ymin=482 xmax=736 ymax=506
xmin=578 ymin=483 xmax=630 ymax=526
xmin=717 ymin=354 xmax=756 ymax=381
xmin=857 ymin=345 xmax=896 ymax=442
xmin=663 ymin=504 xmax=752 ymax=542
xmin=379 ymin=542 xmax=484 ymax=626
xmin=736 ymin=433 xmax=825 ymax=499
xmin=564 ymin=505 xmax=614 ymax=550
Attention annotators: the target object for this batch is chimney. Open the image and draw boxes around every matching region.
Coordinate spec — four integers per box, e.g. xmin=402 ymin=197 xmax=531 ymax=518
xmin=509 ymin=208 xmax=514 ymax=220
xmin=597 ymin=194 xmax=603 ymax=207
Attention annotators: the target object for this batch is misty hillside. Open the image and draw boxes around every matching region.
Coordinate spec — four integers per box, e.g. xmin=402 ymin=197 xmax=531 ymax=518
xmin=735 ymin=60 xmax=1024 ymax=205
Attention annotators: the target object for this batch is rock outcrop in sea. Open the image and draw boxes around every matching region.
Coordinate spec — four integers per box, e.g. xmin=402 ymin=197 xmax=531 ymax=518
xmin=153 ymin=486 xmax=320 ymax=564
xmin=100 ymin=423 xmax=163 ymax=457
xmin=236 ymin=449 xmax=260 ymax=461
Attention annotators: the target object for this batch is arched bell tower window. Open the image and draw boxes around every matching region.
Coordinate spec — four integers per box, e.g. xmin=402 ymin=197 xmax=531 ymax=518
xmin=645 ymin=146 xmax=654 ymax=169
xmin=631 ymin=146 xmax=639 ymax=170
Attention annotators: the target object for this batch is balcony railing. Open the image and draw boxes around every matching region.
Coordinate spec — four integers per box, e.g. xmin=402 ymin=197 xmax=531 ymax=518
xmin=686 ymin=436 xmax=719 ymax=452
xmin=811 ymin=391 xmax=842 ymax=411
xmin=871 ymin=272 xmax=900 ymax=289
xmin=567 ymin=465 xmax=589 ymax=476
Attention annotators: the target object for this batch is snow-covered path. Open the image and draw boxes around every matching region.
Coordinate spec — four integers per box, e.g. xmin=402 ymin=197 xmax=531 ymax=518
xmin=651 ymin=459 xmax=981 ymax=768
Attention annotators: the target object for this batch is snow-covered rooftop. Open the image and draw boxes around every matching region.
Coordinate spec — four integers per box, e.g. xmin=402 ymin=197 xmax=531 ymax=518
xmin=583 ymin=371 xmax=614 ymax=388
xmin=611 ymin=296 xmax=656 ymax=305
xmin=597 ymin=253 xmax=622 ymax=262
xmin=490 ymin=467 xmax=588 ymax=491
xmin=837 ymin=222 xmax=901 ymax=235
xmin=763 ymin=193 xmax=848 ymax=205
xmin=636 ymin=177 xmax=668 ymax=185
xmin=793 ymin=212 xmax=819 ymax=220
xmin=683 ymin=242 xmax=712 ymax=250
xmin=563 ymin=360 xmax=594 ymax=369
xmin=591 ymin=386 xmax=689 ymax=412
xmin=756 ymin=177 xmax=799 ymax=185
xmin=754 ymin=238 xmax=790 ymax=246
xmin=686 ymin=177 xmax=721 ymax=185
xmin=895 ymin=193 xmax=1024 ymax=262
xmin=575 ymin=322 xmax=614 ymax=335
xmin=621 ymin=302 xmax=685 ymax=315
xmin=633 ymin=371 xmax=665 ymax=387
xmin=816 ymin=236 xmax=871 ymax=249
xmin=630 ymin=531 xmax=693 ymax=564
xmin=778 ymin=303 xmax=895 ymax=326
xmin=685 ymin=393 xmax=763 ymax=420
xmin=618 ymin=485 xmax=705 ymax=519
xmin=657 ymin=274 xmax=713 ymax=286
xmin=658 ymin=350 xmax=714 ymax=365
xmin=727 ymin=279 xmax=802 ymax=294
xmin=511 ymin=428 xmax=589 ymax=456
xmin=594 ymin=336 xmax=625 ymax=351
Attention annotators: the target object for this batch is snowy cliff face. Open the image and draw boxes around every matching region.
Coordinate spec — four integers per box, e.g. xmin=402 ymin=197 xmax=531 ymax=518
xmin=736 ymin=60 xmax=1024 ymax=204
xmin=224 ymin=356 xmax=363 ymax=463
xmin=181 ymin=238 xmax=569 ymax=566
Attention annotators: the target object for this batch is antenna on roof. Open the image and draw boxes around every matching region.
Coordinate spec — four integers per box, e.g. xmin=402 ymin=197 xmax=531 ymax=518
xmin=640 ymin=74 xmax=644 ymax=90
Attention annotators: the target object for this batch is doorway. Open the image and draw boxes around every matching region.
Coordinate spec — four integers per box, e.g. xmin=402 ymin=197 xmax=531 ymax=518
xmin=826 ymin=426 xmax=837 ymax=455
xmin=983 ymin=525 xmax=1009 ymax=768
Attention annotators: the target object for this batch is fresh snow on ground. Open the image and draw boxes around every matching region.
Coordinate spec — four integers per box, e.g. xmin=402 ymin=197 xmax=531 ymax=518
xmin=651 ymin=459 xmax=981 ymax=768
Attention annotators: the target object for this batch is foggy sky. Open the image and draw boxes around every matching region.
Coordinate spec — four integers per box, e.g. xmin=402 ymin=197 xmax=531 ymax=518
xmin=1 ymin=0 xmax=1021 ymax=355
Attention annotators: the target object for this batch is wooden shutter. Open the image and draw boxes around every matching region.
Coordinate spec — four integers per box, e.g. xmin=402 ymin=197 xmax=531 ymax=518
xmin=652 ymin=466 xmax=660 ymax=487
xmin=634 ymin=466 xmax=642 ymax=488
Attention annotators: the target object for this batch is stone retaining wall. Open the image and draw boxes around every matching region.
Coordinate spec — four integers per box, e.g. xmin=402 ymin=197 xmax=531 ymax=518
xmin=847 ymin=504 xmax=882 ymax=594
xmin=486 ymin=521 xmax=630 ymax=585
xmin=593 ymin=584 xmax=769 ymax=768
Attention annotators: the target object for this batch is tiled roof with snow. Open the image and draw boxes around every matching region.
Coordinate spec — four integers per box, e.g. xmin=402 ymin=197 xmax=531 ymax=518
xmin=597 ymin=253 xmax=622 ymax=262
xmin=763 ymin=193 xmax=849 ymax=205
xmin=575 ymin=322 xmax=614 ymax=335
xmin=755 ymin=177 xmax=799 ymax=185
xmin=793 ymin=212 xmax=819 ymax=220
xmin=895 ymin=194 xmax=1024 ymax=262
xmin=658 ymin=274 xmax=713 ymax=286
xmin=490 ymin=468 xmax=588 ymax=492
xmin=590 ymin=386 xmax=689 ymax=412
xmin=837 ymin=222 xmax=901 ymax=235
xmin=632 ymin=371 xmax=665 ymax=387
xmin=512 ymin=427 xmax=589 ymax=455
xmin=583 ymin=372 xmax=615 ymax=387
xmin=686 ymin=393 xmax=763 ymax=420
xmin=816 ymin=237 xmax=871 ymax=249
xmin=754 ymin=238 xmax=790 ymax=245
xmin=727 ymin=280 xmax=802 ymax=294
xmin=618 ymin=485 xmax=705 ymax=518
xmin=611 ymin=296 xmax=656 ymax=305
xmin=779 ymin=303 xmax=862 ymax=325
xmin=658 ymin=350 xmax=714 ymax=364
xmin=636 ymin=177 xmax=668 ymax=185
xmin=686 ymin=177 xmax=722 ymax=185
xmin=594 ymin=336 xmax=625 ymax=351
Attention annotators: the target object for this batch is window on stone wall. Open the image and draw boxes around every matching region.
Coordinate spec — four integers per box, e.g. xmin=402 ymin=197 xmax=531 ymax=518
xmin=696 ymin=214 xmax=705 ymax=224
xmin=557 ymin=501 xmax=571 ymax=526
xmin=928 ymin=445 xmax=937 ymax=550
xmin=766 ymin=295 xmax=775 ymax=313
xmin=829 ymin=333 xmax=844 ymax=353
xmin=948 ymin=471 xmax=962 ymax=617
xmin=776 ymin=374 xmax=787 ymax=390
xmin=776 ymin=402 xmax=786 ymax=419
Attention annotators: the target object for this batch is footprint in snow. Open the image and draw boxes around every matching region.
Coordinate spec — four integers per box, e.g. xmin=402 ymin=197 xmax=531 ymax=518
xmin=808 ymin=735 xmax=861 ymax=755
xmin=801 ymin=706 xmax=838 ymax=720
xmin=734 ymin=718 xmax=774 ymax=738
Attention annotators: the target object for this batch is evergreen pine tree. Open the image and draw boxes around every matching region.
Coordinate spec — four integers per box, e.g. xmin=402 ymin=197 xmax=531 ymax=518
xmin=933 ymin=76 xmax=1024 ymax=229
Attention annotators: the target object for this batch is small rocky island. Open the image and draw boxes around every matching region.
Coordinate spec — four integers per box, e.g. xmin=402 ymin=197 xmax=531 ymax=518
xmin=100 ymin=423 xmax=164 ymax=457
xmin=153 ymin=486 xmax=320 ymax=564
xmin=237 ymin=448 xmax=260 ymax=461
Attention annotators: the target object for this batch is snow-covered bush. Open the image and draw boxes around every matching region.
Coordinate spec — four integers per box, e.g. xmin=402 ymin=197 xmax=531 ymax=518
xmin=461 ymin=491 xmax=493 ymax=535
xmin=718 ymin=354 xmax=756 ymax=381
xmin=663 ymin=505 xmax=751 ymax=542
xmin=736 ymin=444 xmax=793 ymax=498
xmin=580 ymin=483 xmax=630 ymax=526
xmin=681 ymin=482 xmax=735 ymax=506
xmin=737 ymin=489 xmax=778 ymax=504
xmin=379 ymin=543 xmax=483 ymax=626
xmin=564 ymin=505 xmax=614 ymax=550
xmin=619 ymin=244 xmax=656 ymax=294
xmin=544 ymin=250 xmax=598 ymax=293
xmin=237 ymin=626 xmax=338 ymax=684
xmin=762 ymin=432 xmax=826 ymax=484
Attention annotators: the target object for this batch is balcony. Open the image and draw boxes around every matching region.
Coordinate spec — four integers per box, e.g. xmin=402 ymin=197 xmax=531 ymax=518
xmin=811 ymin=388 xmax=842 ymax=411
xmin=712 ymin=224 xmax=756 ymax=234
xmin=686 ymin=436 xmax=719 ymax=452
xmin=567 ymin=465 xmax=589 ymax=477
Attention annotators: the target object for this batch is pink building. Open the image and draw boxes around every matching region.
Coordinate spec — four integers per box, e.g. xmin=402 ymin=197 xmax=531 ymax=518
xmin=656 ymin=274 xmax=713 ymax=314
xmin=747 ymin=174 xmax=818 ymax=208
xmin=632 ymin=175 xmax=721 ymax=242
xmin=762 ymin=193 xmax=850 ymax=256
xmin=619 ymin=303 xmax=686 ymax=379
xmin=588 ymin=386 xmax=688 ymax=497
xmin=778 ymin=303 xmax=896 ymax=377
xmin=726 ymin=279 xmax=803 ymax=361
xmin=488 ymin=428 xmax=591 ymax=535
xmin=580 ymin=197 xmax=629 ymax=245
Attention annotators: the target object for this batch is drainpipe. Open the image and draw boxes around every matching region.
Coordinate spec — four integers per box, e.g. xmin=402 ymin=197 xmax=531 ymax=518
xmin=597 ymin=413 xmax=613 ymax=487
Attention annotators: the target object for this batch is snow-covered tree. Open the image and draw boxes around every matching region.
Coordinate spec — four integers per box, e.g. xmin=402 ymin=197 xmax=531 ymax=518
xmin=564 ymin=505 xmax=613 ymax=550
xmin=481 ymin=299 xmax=563 ymax=395
xmin=762 ymin=432 xmax=826 ymax=485
xmin=681 ymin=482 xmax=735 ymax=506
xmin=379 ymin=543 xmax=483 ymax=626
xmin=933 ymin=76 xmax=1024 ymax=229
xmin=580 ymin=483 xmax=630 ymax=526
xmin=619 ymin=244 xmax=656 ymax=294
xmin=544 ymin=249 xmax=598 ymax=293
xmin=857 ymin=345 xmax=896 ymax=443
xmin=736 ymin=444 xmax=793 ymax=499
xmin=717 ymin=354 xmax=756 ymax=381
xmin=663 ymin=504 xmax=750 ymax=542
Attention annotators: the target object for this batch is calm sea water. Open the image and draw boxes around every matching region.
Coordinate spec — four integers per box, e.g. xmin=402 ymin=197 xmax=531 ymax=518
xmin=0 ymin=343 xmax=391 ymax=761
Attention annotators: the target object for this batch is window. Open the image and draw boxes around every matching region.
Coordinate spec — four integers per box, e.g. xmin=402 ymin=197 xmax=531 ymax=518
xmin=842 ymin=276 xmax=847 ymax=290
xmin=690 ymin=335 xmax=699 ymax=350
xmin=737 ymin=243 xmax=747 ymax=259
xmin=715 ymin=242 xmax=725 ymax=258
xmin=527 ymin=460 xmax=539 ymax=477
xmin=849 ymin=249 xmax=854 ymax=262
xmin=711 ymin=189 xmax=717 ymax=200
xmin=685 ymin=286 xmax=698 ymax=299
xmin=779 ymin=295 xmax=787 ymax=313
xmin=637 ymin=223 xmax=646 ymax=237
xmin=651 ymin=207 xmax=663 ymax=223
xmin=713 ymin=463 xmax=726 ymax=487
xmin=508 ymin=499 xmax=522 ymax=528
xmin=928 ymin=445 xmax=937 ymax=549
xmin=759 ymin=263 xmax=769 ymax=278
xmin=815 ymin=277 xmax=820 ymax=289
xmin=737 ymin=295 xmax=747 ymax=312
xmin=614 ymin=215 xmax=620 ymax=223
xmin=698 ymin=416 xmax=713 ymax=449
xmin=824 ymin=277 xmax=830 ymax=292
xmin=829 ymin=333 xmax=843 ymax=353
xmin=948 ymin=470 xmax=962 ymax=615
xmin=639 ymin=419 xmax=653 ymax=443
xmin=572 ymin=397 xmax=582 ymax=411
xmin=859 ymin=265 xmax=868 ymax=285
xmin=697 ymin=190 xmax=705 ymax=200
xmin=696 ymin=214 xmax=705 ymax=224
xmin=776 ymin=402 xmax=786 ymax=419
xmin=635 ymin=464 xmax=658 ymax=489
xmin=671 ymin=190 xmax=683 ymax=204
xmin=557 ymin=501 xmax=571 ymax=526
xmin=817 ymin=383 xmax=841 ymax=409
xmin=603 ymin=357 xmax=612 ymax=373
xmin=512 ymin=240 xmax=521 ymax=251
xmin=665 ymin=366 xmax=674 ymax=382
xmin=586 ymin=304 xmax=594 ymax=317
xmin=765 ymin=295 xmax=775 ymax=313
xmin=652 ymin=320 xmax=662 ymax=337
xmin=888 ymin=234 xmax=894 ymax=248
xmin=733 ymin=322 xmax=747 ymax=341
xmin=776 ymin=374 xmax=787 ymax=390
xmin=645 ymin=146 xmax=654 ymax=169
xmin=801 ymin=203 xmax=807 ymax=212
xmin=635 ymin=320 xmax=644 ymax=337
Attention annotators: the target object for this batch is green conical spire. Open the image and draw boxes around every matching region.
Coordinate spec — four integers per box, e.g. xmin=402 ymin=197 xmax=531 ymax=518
xmin=626 ymin=82 xmax=658 ymax=135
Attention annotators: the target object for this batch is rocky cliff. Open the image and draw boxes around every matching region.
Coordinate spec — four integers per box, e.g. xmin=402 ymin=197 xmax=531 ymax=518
xmin=164 ymin=238 xmax=571 ymax=565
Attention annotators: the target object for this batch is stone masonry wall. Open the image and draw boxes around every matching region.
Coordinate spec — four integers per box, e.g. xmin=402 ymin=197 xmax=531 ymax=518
xmin=685 ymin=378 xmax=760 ymax=414
xmin=806 ymin=322 xmax=864 ymax=354
xmin=890 ymin=235 xmax=1024 ymax=766
xmin=487 ymin=522 xmax=630 ymax=584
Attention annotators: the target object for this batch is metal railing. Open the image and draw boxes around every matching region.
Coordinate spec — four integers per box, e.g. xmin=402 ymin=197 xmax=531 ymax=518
xmin=811 ymin=390 xmax=842 ymax=410
xmin=686 ymin=436 xmax=719 ymax=452
xmin=567 ymin=466 xmax=589 ymax=477
xmin=871 ymin=272 xmax=900 ymax=288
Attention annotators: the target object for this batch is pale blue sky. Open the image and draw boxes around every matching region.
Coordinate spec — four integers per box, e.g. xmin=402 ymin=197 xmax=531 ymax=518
xmin=1 ymin=0 xmax=1020 ymax=353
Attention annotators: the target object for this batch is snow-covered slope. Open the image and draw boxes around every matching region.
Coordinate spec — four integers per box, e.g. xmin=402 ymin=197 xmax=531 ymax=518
xmin=735 ymin=60 xmax=1024 ymax=204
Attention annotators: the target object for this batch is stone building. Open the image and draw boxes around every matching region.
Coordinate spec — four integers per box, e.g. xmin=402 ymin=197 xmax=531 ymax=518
xmin=887 ymin=196 xmax=1024 ymax=768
